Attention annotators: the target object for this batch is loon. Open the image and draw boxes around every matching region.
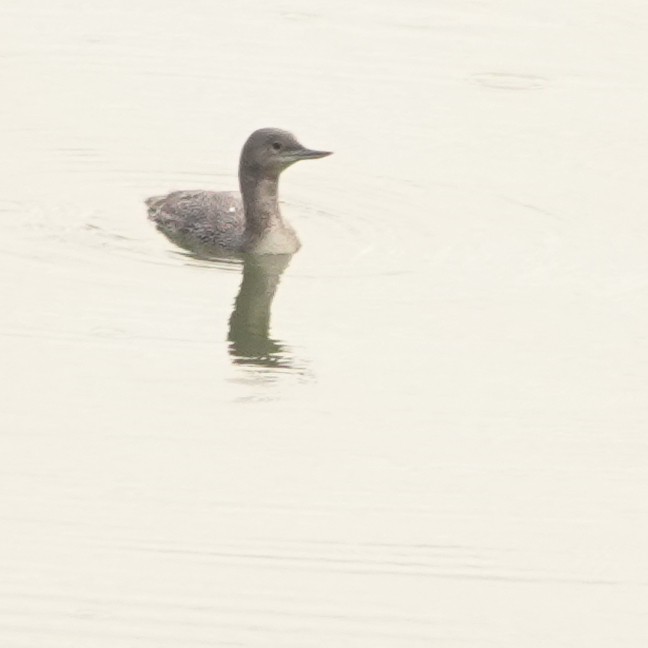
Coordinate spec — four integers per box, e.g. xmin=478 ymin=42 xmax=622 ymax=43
xmin=146 ymin=128 xmax=332 ymax=255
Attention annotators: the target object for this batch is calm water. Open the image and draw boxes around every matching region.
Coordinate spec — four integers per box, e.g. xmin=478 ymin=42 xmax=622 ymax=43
xmin=2 ymin=1 xmax=648 ymax=645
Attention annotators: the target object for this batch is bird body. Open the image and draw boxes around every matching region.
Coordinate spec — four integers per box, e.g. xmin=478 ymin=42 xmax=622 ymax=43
xmin=146 ymin=128 xmax=331 ymax=255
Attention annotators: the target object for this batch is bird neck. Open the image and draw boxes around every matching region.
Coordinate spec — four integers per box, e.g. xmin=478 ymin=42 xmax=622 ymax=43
xmin=239 ymin=166 xmax=283 ymax=237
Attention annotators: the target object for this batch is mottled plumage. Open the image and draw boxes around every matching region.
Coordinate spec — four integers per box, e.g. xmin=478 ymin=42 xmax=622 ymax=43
xmin=146 ymin=190 xmax=244 ymax=252
xmin=146 ymin=128 xmax=331 ymax=256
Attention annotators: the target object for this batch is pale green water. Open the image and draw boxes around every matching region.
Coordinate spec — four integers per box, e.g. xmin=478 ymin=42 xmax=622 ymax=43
xmin=1 ymin=1 xmax=648 ymax=646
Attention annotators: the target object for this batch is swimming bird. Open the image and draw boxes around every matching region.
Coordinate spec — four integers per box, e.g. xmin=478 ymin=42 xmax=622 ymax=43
xmin=146 ymin=128 xmax=332 ymax=255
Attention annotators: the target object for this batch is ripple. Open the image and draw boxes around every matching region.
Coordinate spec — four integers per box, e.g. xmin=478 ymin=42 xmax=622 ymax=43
xmin=126 ymin=536 xmax=620 ymax=585
xmin=0 ymin=200 xmax=246 ymax=273
xmin=470 ymin=72 xmax=548 ymax=90
xmin=289 ymin=180 xmax=569 ymax=293
xmin=3 ymin=184 xmax=571 ymax=295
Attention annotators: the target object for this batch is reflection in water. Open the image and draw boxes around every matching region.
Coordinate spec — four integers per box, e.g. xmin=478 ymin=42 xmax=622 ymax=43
xmin=228 ymin=254 xmax=295 ymax=370
xmin=174 ymin=245 xmax=303 ymax=374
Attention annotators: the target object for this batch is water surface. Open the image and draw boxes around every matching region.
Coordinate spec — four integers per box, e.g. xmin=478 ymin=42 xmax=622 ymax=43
xmin=2 ymin=1 xmax=648 ymax=646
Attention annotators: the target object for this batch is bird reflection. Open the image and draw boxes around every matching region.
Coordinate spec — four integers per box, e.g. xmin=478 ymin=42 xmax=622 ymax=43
xmin=227 ymin=253 xmax=295 ymax=369
xmin=173 ymin=244 xmax=301 ymax=372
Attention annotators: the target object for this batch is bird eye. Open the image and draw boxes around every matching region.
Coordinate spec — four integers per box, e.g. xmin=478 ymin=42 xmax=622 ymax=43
xmin=272 ymin=142 xmax=282 ymax=151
